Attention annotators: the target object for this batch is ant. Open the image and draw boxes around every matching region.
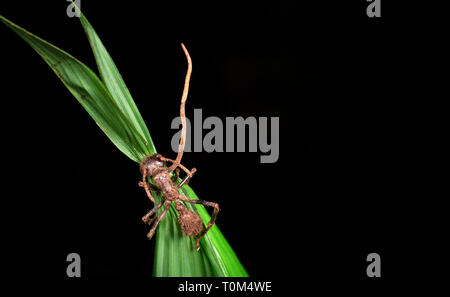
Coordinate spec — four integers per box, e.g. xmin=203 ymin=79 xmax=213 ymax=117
xmin=138 ymin=43 xmax=220 ymax=251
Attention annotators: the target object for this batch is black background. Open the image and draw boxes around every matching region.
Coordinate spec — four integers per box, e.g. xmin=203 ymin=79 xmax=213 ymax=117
xmin=1 ymin=0 xmax=400 ymax=287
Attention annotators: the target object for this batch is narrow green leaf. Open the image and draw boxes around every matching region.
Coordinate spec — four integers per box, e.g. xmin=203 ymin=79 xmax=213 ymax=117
xmin=0 ymin=14 xmax=150 ymax=162
xmin=76 ymin=10 xmax=156 ymax=154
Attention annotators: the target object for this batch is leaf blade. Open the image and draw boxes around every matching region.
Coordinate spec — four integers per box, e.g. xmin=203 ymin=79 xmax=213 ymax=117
xmin=77 ymin=11 xmax=156 ymax=154
xmin=0 ymin=14 xmax=150 ymax=162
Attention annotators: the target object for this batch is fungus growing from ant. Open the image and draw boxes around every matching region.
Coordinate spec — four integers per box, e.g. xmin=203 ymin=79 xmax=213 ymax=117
xmin=138 ymin=44 xmax=220 ymax=251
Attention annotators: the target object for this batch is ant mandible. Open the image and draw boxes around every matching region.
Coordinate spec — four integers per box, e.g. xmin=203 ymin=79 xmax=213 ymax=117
xmin=138 ymin=43 xmax=220 ymax=251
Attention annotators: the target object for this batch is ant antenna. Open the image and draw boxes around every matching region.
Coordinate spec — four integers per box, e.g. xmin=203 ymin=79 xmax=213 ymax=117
xmin=168 ymin=43 xmax=192 ymax=173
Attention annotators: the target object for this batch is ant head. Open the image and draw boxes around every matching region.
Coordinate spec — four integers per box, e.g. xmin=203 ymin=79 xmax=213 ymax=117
xmin=140 ymin=154 xmax=166 ymax=176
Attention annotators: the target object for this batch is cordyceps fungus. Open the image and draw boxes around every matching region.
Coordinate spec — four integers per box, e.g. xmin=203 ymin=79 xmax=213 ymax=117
xmin=138 ymin=44 xmax=220 ymax=251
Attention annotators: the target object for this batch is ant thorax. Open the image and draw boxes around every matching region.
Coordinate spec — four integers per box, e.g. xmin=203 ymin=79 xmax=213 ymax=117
xmin=153 ymin=171 xmax=177 ymax=197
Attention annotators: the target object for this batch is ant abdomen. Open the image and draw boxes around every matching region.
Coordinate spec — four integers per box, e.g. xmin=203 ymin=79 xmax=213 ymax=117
xmin=176 ymin=203 xmax=203 ymax=237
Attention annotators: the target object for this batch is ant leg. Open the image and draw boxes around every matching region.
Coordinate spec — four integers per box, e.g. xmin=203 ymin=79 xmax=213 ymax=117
xmin=160 ymin=157 xmax=194 ymax=177
xmin=147 ymin=200 xmax=172 ymax=240
xmin=171 ymin=167 xmax=180 ymax=183
xmin=141 ymin=169 xmax=156 ymax=204
xmin=160 ymin=156 xmax=197 ymax=187
xmin=177 ymin=168 xmax=197 ymax=189
xmin=142 ymin=201 xmax=163 ymax=224
xmin=139 ymin=181 xmax=161 ymax=195
xmin=179 ymin=196 xmax=220 ymax=250
xmin=144 ymin=215 xmax=157 ymax=226
xmin=195 ymin=202 xmax=219 ymax=250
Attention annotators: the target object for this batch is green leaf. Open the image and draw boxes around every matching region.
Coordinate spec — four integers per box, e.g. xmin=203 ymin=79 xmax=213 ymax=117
xmin=0 ymin=14 xmax=150 ymax=163
xmin=77 ymin=10 xmax=156 ymax=155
